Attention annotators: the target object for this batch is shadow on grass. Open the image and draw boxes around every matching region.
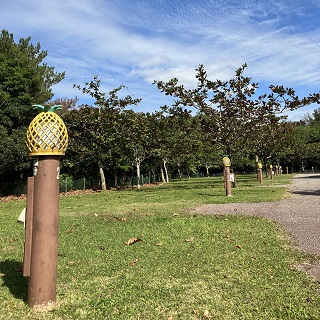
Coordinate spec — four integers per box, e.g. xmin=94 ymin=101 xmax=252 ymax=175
xmin=0 ymin=260 xmax=28 ymax=302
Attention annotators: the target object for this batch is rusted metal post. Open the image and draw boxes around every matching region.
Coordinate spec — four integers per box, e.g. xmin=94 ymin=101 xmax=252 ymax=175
xmin=258 ymin=168 xmax=263 ymax=184
xmin=23 ymin=177 xmax=34 ymax=277
xmin=225 ymin=167 xmax=232 ymax=196
xmin=27 ymin=156 xmax=60 ymax=307
xmin=222 ymin=157 xmax=232 ymax=197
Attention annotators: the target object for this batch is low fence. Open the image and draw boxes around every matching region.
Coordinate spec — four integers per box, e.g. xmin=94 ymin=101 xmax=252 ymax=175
xmin=57 ymin=175 xmax=159 ymax=193
xmin=2 ymin=169 xmax=308 ymax=197
xmin=0 ymin=174 xmax=163 ymax=196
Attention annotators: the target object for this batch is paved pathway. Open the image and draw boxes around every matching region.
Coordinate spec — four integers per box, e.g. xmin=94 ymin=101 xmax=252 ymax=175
xmin=193 ymin=174 xmax=320 ymax=279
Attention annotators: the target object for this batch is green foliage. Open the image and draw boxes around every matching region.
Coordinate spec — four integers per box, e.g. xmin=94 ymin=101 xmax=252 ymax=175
xmin=0 ymin=30 xmax=65 ymax=182
xmin=67 ymin=76 xmax=142 ymax=189
xmin=154 ymin=64 xmax=319 ymax=164
xmin=0 ymin=30 xmax=65 ymax=130
xmin=291 ymin=111 xmax=320 ymax=169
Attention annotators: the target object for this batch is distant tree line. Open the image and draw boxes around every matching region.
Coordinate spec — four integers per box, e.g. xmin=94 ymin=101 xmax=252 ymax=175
xmin=1 ymin=30 xmax=320 ymax=194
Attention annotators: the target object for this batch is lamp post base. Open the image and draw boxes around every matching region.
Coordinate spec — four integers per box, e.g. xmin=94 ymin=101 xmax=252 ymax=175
xmin=28 ymin=156 xmax=60 ymax=307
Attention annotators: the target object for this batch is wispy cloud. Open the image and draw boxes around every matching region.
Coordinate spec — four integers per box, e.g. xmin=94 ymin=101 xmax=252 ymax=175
xmin=1 ymin=0 xmax=320 ymax=118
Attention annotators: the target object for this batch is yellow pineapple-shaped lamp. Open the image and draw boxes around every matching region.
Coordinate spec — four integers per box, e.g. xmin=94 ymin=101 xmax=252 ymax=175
xmin=26 ymin=104 xmax=68 ymax=156
xmin=222 ymin=156 xmax=231 ymax=167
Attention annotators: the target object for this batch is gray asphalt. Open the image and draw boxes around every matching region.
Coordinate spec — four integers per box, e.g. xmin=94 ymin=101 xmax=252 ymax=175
xmin=193 ymin=174 xmax=320 ymax=279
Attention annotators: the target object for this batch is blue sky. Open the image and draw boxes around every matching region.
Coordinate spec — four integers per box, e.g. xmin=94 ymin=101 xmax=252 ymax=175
xmin=1 ymin=0 xmax=320 ymax=120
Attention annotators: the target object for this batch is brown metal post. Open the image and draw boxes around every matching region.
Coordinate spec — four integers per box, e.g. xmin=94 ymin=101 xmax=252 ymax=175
xmin=224 ymin=166 xmax=232 ymax=197
xmin=28 ymin=156 xmax=60 ymax=307
xmin=23 ymin=177 xmax=34 ymax=277
xmin=270 ymin=165 xmax=273 ymax=180
xmin=258 ymin=168 xmax=263 ymax=184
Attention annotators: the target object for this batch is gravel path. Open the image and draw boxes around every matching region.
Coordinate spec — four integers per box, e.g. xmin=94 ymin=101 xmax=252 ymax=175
xmin=193 ymin=174 xmax=320 ymax=280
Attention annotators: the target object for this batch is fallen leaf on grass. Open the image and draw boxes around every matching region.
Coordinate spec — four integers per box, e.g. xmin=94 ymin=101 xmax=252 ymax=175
xmin=125 ymin=238 xmax=141 ymax=245
xmin=203 ymin=309 xmax=211 ymax=318
xmin=112 ymin=216 xmax=127 ymax=222
xmin=155 ymin=242 xmax=163 ymax=246
xmin=130 ymin=259 xmax=138 ymax=266
xmin=185 ymin=237 xmax=194 ymax=242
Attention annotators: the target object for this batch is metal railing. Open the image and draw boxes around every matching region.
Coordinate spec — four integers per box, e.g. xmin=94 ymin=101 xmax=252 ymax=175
xmin=0 ymin=174 xmax=161 ymax=196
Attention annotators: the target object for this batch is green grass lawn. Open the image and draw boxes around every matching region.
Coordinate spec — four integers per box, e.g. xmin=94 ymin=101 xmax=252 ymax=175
xmin=1 ymin=174 xmax=319 ymax=319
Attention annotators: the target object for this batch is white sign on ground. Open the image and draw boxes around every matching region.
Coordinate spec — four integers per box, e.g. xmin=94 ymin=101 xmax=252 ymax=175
xmin=17 ymin=207 xmax=26 ymax=228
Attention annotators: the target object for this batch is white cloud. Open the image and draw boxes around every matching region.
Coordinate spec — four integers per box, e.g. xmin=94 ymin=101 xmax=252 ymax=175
xmin=1 ymin=0 xmax=320 ymax=119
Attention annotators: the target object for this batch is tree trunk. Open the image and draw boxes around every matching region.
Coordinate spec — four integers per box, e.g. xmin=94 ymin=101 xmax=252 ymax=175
xmin=136 ymin=161 xmax=141 ymax=189
xmin=160 ymin=165 xmax=166 ymax=183
xmin=177 ymin=163 xmax=182 ymax=180
xmin=114 ymin=174 xmax=118 ymax=188
xmin=163 ymin=159 xmax=169 ymax=183
xmin=98 ymin=160 xmax=107 ymax=191
xmin=205 ymin=163 xmax=209 ymax=177
xmin=263 ymin=158 xmax=268 ymax=177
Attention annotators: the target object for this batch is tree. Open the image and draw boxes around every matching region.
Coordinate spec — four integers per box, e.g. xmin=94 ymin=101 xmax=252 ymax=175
xmin=289 ymin=108 xmax=320 ymax=171
xmin=121 ymin=111 xmax=152 ymax=188
xmin=70 ymin=76 xmax=141 ymax=190
xmin=195 ymin=116 xmax=223 ymax=176
xmin=0 ymin=30 xmax=65 ymax=184
xmin=154 ymin=64 xmax=318 ymax=170
xmin=245 ymin=120 xmax=295 ymax=173
xmin=146 ymin=110 xmax=169 ymax=183
xmin=161 ymin=106 xmax=204 ymax=179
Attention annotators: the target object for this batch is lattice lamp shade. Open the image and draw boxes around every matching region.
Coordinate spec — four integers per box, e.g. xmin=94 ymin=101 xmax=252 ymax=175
xmin=26 ymin=111 xmax=68 ymax=157
xmin=222 ymin=156 xmax=231 ymax=167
